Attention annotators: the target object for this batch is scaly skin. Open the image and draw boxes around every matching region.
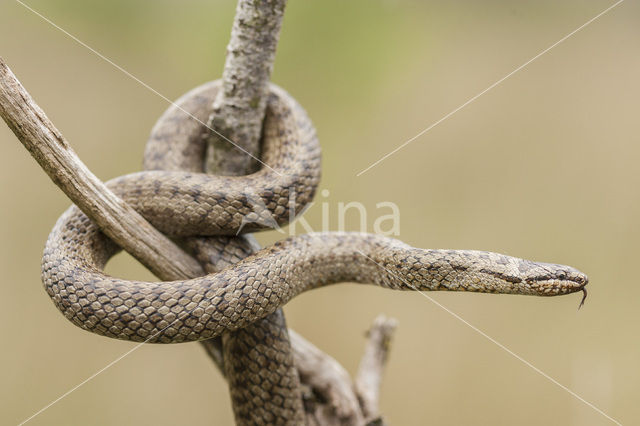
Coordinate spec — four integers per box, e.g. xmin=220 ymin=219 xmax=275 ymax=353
xmin=43 ymin=224 xmax=588 ymax=343
xmin=41 ymin=80 xmax=588 ymax=425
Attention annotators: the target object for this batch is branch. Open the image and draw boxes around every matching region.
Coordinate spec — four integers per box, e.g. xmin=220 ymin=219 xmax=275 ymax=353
xmin=0 ymin=58 xmax=203 ymax=282
xmin=355 ymin=315 xmax=398 ymax=423
xmin=290 ymin=331 xmax=364 ymax=425
xmin=205 ymin=0 xmax=287 ymax=174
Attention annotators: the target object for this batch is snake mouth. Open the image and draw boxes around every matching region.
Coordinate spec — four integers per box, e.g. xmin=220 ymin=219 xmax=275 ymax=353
xmin=529 ymin=271 xmax=588 ymax=286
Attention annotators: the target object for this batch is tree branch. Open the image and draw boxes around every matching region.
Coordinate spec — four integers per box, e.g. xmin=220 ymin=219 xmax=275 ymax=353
xmin=205 ymin=0 xmax=287 ymax=175
xmin=355 ymin=315 xmax=398 ymax=423
xmin=290 ymin=331 xmax=364 ymax=425
xmin=0 ymin=58 xmax=203 ymax=282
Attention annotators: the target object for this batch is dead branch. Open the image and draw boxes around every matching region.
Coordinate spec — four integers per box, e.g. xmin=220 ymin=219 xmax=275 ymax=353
xmin=0 ymin=59 xmax=203 ymax=282
xmin=355 ymin=315 xmax=398 ymax=423
xmin=205 ymin=0 xmax=287 ymax=175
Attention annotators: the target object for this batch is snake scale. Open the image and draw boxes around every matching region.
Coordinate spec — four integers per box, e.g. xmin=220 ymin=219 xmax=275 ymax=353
xmin=42 ymin=80 xmax=588 ymax=423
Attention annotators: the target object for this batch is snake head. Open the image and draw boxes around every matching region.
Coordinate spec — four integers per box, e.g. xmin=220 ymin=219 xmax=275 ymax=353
xmin=518 ymin=260 xmax=589 ymax=303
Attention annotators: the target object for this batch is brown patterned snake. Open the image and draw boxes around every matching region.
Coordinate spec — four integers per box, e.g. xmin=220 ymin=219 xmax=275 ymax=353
xmin=42 ymin=80 xmax=588 ymax=417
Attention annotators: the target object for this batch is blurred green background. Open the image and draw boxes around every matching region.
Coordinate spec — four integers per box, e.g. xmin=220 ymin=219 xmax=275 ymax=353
xmin=1 ymin=0 xmax=638 ymax=424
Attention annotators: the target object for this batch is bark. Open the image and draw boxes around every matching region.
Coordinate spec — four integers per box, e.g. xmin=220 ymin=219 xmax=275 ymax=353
xmin=0 ymin=59 xmax=203 ymax=282
xmin=355 ymin=316 xmax=398 ymax=424
xmin=204 ymin=0 xmax=287 ymax=175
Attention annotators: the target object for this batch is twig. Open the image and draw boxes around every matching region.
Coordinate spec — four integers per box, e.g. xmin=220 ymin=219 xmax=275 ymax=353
xmin=0 ymin=58 xmax=203 ymax=282
xmin=205 ymin=0 xmax=287 ymax=174
xmin=355 ymin=315 xmax=398 ymax=423
xmin=290 ymin=331 xmax=365 ymax=425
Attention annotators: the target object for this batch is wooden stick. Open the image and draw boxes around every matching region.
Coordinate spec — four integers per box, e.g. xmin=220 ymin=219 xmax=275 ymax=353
xmin=0 ymin=58 xmax=203 ymax=282
xmin=355 ymin=315 xmax=398 ymax=422
xmin=290 ymin=330 xmax=365 ymax=425
xmin=205 ymin=0 xmax=287 ymax=175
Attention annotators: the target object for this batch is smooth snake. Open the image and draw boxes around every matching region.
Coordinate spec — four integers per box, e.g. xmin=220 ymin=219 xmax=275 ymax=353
xmin=41 ymin=80 xmax=588 ymax=424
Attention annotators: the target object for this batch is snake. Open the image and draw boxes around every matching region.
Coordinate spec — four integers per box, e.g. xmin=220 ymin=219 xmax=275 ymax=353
xmin=41 ymin=80 xmax=588 ymax=422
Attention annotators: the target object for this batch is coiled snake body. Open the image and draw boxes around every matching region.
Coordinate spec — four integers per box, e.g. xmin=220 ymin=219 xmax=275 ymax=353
xmin=42 ymin=80 xmax=588 ymax=418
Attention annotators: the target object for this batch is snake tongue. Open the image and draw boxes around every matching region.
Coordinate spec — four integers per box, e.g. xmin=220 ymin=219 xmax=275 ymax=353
xmin=578 ymin=288 xmax=588 ymax=310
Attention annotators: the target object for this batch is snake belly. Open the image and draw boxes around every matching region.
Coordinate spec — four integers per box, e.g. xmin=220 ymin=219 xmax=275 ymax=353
xmin=41 ymin=82 xmax=588 ymax=344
